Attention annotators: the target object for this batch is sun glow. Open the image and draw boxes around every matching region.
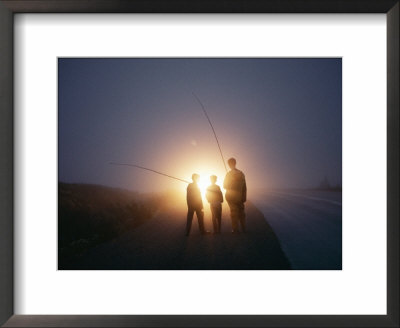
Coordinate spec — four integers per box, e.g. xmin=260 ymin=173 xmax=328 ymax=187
xmin=195 ymin=171 xmax=225 ymax=200
xmin=198 ymin=176 xmax=213 ymax=196
xmin=178 ymin=159 xmax=226 ymax=199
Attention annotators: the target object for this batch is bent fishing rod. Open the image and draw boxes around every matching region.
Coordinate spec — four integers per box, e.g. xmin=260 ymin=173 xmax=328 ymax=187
xmin=111 ymin=94 xmax=227 ymax=182
xmin=109 ymin=162 xmax=190 ymax=184
xmin=192 ymin=92 xmax=228 ymax=173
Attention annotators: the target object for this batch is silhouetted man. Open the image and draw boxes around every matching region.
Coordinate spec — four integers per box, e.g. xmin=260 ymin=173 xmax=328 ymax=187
xmin=186 ymin=173 xmax=207 ymax=236
xmin=206 ymin=175 xmax=223 ymax=234
xmin=223 ymin=158 xmax=247 ymax=233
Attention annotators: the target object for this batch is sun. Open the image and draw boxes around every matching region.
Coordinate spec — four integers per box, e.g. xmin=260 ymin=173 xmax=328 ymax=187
xmin=181 ymin=165 xmax=226 ymax=199
xmin=198 ymin=176 xmax=210 ymax=195
xmin=196 ymin=174 xmax=223 ymax=198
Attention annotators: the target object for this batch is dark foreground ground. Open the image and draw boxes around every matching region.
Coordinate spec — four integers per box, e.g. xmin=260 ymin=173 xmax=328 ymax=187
xmin=59 ymin=184 xmax=291 ymax=270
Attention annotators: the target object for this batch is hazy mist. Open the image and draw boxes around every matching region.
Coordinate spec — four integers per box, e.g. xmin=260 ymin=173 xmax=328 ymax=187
xmin=58 ymin=58 xmax=342 ymax=193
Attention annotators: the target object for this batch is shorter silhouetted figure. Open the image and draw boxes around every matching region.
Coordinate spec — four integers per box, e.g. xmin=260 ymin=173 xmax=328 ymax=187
xmin=206 ymin=175 xmax=223 ymax=234
xmin=223 ymin=158 xmax=247 ymax=233
xmin=186 ymin=173 xmax=207 ymax=236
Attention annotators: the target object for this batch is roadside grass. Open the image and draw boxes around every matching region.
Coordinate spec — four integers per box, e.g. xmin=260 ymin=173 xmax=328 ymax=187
xmin=58 ymin=182 xmax=173 ymax=267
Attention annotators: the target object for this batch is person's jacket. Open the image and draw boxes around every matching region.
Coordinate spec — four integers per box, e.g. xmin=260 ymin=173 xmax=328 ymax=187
xmin=187 ymin=183 xmax=203 ymax=209
xmin=206 ymin=184 xmax=223 ymax=204
xmin=223 ymin=169 xmax=247 ymax=203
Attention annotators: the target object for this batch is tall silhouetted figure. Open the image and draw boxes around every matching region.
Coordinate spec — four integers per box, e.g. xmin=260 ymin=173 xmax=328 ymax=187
xmin=206 ymin=175 xmax=223 ymax=234
xmin=223 ymin=158 xmax=247 ymax=233
xmin=186 ymin=173 xmax=207 ymax=236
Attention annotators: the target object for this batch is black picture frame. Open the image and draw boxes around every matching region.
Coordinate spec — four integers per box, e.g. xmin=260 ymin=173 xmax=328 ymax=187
xmin=0 ymin=1 xmax=398 ymax=327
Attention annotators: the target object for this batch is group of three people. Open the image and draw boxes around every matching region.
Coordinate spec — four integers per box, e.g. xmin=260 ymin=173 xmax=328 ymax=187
xmin=186 ymin=157 xmax=247 ymax=236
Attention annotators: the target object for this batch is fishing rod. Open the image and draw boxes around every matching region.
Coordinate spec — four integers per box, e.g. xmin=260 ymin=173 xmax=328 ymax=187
xmin=109 ymin=162 xmax=190 ymax=184
xmin=192 ymin=92 xmax=228 ymax=172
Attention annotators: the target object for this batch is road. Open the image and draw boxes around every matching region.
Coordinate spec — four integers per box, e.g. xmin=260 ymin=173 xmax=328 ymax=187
xmin=252 ymin=190 xmax=342 ymax=270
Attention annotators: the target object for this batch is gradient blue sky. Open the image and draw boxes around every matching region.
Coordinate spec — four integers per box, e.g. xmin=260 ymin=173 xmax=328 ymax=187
xmin=58 ymin=58 xmax=342 ymax=192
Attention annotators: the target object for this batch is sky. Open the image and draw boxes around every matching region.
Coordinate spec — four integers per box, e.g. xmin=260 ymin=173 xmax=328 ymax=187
xmin=58 ymin=58 xmax=342 ymax=193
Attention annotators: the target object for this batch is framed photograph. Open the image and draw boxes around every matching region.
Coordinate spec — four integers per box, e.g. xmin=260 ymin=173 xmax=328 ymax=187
xmin=0 ymin=1 xmax=398 ymax=327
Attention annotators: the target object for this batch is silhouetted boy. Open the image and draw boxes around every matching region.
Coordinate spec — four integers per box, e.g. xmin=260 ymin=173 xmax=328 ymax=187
xmin=206 ymin=175 xmax=223 ymax=234
xmin=186 ymin=173 xmax=207 ymax=236
xmin=223 ymin=158 xmax=247 ymax=233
